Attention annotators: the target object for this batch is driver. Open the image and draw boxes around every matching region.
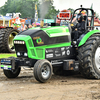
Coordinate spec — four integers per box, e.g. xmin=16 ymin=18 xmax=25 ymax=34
xmin=71 ymin=13 xmax=85 ymax=41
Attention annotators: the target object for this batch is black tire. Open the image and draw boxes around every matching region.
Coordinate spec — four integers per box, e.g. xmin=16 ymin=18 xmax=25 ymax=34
xmin=78 ymin=33 xmax=100 ymax=79
xmin=34 ymin=59 xmax=52 ymax=83
xmin=4 ymin=28 xmax=19 ymax=53
xmin=0 ymin=28 xmax=19 ymax=53
xmin=0 ymin=29 xmax=7 ymax=53
xmin=3 ymin=67 xmax=21 ymax=78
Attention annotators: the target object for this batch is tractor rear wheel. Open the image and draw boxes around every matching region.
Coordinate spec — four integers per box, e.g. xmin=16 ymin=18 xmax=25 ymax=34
xmin=78 ymin=33 xmax=100 ymax=79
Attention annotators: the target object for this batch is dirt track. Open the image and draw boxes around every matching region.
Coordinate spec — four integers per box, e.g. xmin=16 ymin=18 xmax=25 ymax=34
xmin=0 ymin=68 xmax=100 ymax=100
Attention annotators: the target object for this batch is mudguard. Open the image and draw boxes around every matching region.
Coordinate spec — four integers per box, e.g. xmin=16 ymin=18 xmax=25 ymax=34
xmin=78 ymin=30 xmax=100 ymax=47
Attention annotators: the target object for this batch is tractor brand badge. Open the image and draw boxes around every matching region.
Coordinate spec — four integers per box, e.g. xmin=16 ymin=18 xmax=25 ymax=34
xmin=33 ymin=37 xmax=44 ymax=45
xmin=36 ymin=38 xmax=44 ymax=45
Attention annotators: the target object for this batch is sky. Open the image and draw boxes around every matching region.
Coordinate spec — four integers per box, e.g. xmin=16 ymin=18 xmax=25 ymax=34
xmin=0 ymin=0 xmax=7 ymax=7
xmin=53 ymin=0 xmax=100 ymax=15
xmin=0 ymin=0 xmax=100 ymax=15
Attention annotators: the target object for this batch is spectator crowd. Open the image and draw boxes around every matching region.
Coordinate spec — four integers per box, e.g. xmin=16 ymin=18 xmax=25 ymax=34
xmin=0 ymin=22 xmax=38 ymax=32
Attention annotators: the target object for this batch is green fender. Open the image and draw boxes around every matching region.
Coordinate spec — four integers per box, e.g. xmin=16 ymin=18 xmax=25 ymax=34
xmin=78 ymin=30 xmax=100 ymax=47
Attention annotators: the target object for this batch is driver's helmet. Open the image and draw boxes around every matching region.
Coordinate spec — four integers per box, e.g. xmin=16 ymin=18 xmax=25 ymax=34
xmin=76 ymin=13 xmax=83 ymax=23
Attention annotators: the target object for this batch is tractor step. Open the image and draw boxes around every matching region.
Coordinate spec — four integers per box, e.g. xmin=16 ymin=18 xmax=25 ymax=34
xmin=63 ymin=60 xmax=79 ymax=71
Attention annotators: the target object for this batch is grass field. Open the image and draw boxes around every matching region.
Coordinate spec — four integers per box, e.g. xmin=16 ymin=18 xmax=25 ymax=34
xmin=0 ymin=53 xmax=16 ymax=59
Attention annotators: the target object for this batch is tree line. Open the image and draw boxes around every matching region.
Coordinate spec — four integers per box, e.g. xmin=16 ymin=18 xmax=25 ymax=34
xmin=0 ymin=0 xmax=59 ymax=19
xmin=0 ymin=0 xmax=99 ymax=20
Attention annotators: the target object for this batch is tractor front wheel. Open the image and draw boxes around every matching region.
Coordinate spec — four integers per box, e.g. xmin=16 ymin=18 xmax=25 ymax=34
xmin=3 ymin=67 xmax=21 ymax=78
xmin=34 ymin=59 xmax=53 ymax=83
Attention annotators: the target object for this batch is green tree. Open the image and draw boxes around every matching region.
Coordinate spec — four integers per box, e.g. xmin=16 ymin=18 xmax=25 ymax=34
xmin=0 ymin=0 xmax=39 ymax=18
xmin=0 ymin=0 xmax=59 ymax=19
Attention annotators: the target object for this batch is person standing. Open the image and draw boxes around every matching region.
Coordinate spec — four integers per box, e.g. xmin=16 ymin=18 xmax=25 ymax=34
xmin=21 ymin=22 xmax=26 ymax=31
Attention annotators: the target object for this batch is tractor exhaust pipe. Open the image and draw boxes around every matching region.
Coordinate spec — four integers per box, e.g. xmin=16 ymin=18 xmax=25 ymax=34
xmin=40 ymin=20 xmax=44 ymax=28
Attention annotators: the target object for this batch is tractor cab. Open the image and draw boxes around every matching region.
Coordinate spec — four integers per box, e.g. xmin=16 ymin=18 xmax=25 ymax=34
xmin=70 ymin=6 xmax=94 ymax=43
xmin=71 ymin=6 xmax=94 ymax=30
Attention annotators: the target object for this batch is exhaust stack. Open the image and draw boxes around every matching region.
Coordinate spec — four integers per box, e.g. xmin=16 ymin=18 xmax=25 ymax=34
xmin=40 ymin=20 xmax=44 ymax=28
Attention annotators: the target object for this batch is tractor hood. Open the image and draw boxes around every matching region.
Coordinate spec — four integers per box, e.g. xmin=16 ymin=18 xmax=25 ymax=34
xmin=13 ymin=26 xmax=71 ymax=59
xmin=16 ymin=26 xmax=71 ymax=47
xmin=19 ymin=26 xmax=70 ymax=37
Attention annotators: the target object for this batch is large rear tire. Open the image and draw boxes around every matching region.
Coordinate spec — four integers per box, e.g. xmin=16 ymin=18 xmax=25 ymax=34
xmin=34 ymin=59 xmax=52 ymax=83
xmin=0 ymin=28 xmax=19 ymax=53
xmin=78 ymin=33 xmax=100 ymax=79
xmin=0 ymin=29 xmax=7 ymax=53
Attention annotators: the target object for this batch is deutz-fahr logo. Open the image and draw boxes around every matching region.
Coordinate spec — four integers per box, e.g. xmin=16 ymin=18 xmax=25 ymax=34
xmin=33 ymin=36 xmax=44 ymax=45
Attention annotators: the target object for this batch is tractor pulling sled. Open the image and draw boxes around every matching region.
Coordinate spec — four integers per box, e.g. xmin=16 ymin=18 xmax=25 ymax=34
xmin=1 ymin=6 xmax=100 ymax=83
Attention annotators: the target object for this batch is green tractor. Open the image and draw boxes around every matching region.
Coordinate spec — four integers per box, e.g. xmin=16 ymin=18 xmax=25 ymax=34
xmin=1 ymin=7 xmax=100 ymax=83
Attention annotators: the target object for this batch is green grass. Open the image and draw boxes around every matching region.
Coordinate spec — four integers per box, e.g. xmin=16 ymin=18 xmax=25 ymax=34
xmin=0 ymin=53 xmax=16 ymax=59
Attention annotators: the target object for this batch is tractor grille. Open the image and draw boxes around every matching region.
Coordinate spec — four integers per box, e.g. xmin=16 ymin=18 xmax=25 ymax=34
xmin=14 ymin=44 xmax=27 ymax=52
xmin=28 ymin=39 xmax=33 ymax=47
xmin=31 ymin=49 xmax=36 ymax=56
xmin=36 ymin=48 xmax=43 ymax=58
xmin=14 ymin=44 xmax=28 ymax=58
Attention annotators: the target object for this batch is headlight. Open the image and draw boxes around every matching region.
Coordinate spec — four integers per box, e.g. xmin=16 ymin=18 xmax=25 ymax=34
xmin=14 ymin=41 xmax=25 ymax=44
xmin=17 ymin=52 xmax=20 ymax=56
xmin=22 ymin=41 xmax=25 ymax=44
xmin=24 ymin=53 xmax=28 ymax=56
